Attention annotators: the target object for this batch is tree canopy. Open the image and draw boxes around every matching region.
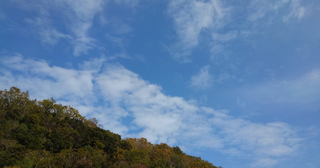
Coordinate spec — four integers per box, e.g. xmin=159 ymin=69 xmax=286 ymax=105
xmin=0 ymin=87 xmax=221 ymax=168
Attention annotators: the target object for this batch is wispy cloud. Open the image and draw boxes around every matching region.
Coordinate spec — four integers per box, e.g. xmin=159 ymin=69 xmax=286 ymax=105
xmin=242 ymin=70 xmax=320 ymax=105
xmin=247 ymin=0 xmax=306 ymax=22
xmin=212 ymin=30 xmax=237 ymax=42
xmin=283 ymin=0 xmax=306 ymax=22
xmin=14 ymin=0 xmax=141 ymax=56
xmin=63 ymin=0 xmax=104 ymax=56
xmin=167 ymin=0 xmax=228 ymax=61
xmin=0 ymin=54 xmax=302 ymax=167
xmin=166 ymin=0 xmax=308 ymax=62
xmin=190 ymin=65 xmax=213 ymax=89
xmin=14 ymin=0 xmax=104 ymax=56
xmin=24 ymin=17 xmax=72 ymax=45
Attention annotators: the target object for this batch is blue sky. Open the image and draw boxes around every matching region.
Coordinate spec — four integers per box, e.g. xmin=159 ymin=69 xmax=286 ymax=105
xmin=1 ymin=0 xmax=320 ymax=167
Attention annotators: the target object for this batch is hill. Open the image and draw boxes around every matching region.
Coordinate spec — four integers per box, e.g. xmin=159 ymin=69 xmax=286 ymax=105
xmin=0 ymin=87 xmax=221 ymax=168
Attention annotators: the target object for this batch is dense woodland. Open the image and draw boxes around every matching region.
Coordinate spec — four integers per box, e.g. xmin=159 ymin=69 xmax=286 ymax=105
xmin=0 ymin=87 xmax=222 ymax=168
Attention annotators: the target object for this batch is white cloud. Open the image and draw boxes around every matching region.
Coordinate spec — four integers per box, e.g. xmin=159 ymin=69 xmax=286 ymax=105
xmin=0 ymin=54 xmax=302 ymax=167
xmin=168 ymin=0 xmax=228 ymax=60
xmin=204 ymin=107 xmax=300 ymax=167
xmin=0 ymin=54 xmax=96 ymax=102
xmin=190 ymin=65 xmax=213 ymax=89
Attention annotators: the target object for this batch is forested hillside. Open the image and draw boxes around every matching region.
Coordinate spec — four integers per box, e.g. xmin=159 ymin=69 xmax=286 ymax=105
xmin=0 ymin=87 xmax=221 ymax=168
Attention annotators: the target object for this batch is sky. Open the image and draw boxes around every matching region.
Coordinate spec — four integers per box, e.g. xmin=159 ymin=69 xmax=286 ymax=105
xmin=0 ymin=0 xmax=320 ymax=167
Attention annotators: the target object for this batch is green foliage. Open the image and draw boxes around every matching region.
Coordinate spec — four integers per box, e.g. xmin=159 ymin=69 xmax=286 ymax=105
xmin=173 ymin=146 xmax=183 ymax=155
xmin=0 ymin=87 xmax=221 ymax=168
xmin=125 ymin=148 xmax=149 ymax=165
